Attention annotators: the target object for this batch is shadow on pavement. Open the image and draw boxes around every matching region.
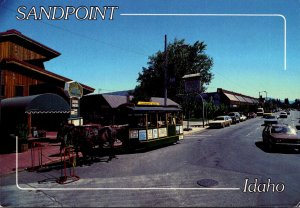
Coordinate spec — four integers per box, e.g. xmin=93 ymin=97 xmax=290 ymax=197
xmin=255 ymin=141 xmax=300 ymax=154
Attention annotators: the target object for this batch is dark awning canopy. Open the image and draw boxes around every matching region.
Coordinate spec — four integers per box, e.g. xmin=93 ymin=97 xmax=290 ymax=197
xmin=1 ymin=93 xmax=70 ymax=114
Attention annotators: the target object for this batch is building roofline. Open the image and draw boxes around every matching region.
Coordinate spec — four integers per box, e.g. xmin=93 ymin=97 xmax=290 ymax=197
xmin=217 ymin=88 xmax=258 ymax=100
xmin=0 ymin=29 xmax=61 ymax=59
xmin=2 ymin=58 xmax=94 ymax=93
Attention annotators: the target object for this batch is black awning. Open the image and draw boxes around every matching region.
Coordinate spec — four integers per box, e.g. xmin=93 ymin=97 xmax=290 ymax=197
xmin=1 ymin=93 xmax=70 ymax=114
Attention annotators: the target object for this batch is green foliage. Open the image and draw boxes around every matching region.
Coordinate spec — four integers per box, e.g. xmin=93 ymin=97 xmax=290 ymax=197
xmin=292 ymin=99 xmax=300 ymax=109
xmin=284 ymin=98 xmax=290 ymax=105
xmin=16 ymin=123 xmax=29 ymax=141
xmin=133 ymin=39 xmax=214 ymax=103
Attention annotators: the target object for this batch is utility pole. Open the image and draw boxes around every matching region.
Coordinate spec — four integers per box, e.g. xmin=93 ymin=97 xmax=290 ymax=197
xmin=164 ymin=34 xmax=168 ymax=106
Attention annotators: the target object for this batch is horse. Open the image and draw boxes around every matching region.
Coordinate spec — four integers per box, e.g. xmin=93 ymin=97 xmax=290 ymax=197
xmin=57 ymin=123 xmax=128 ymax=164
xmin=85 ymin=125 xmax=128 ymax=162
xmin=96 ymin=126 xmax=118 ymax=161
xmin=57 ymin=124 xmax=76 ymax=154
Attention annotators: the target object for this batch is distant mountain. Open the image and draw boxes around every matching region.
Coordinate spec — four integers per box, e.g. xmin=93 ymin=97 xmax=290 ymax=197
xmin=102 ymin=90 xmax=134 ymax=96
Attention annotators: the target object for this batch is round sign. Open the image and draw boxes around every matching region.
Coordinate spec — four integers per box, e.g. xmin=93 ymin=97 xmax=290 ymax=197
xmin=64 ymin=81 xmax=83 ymax=98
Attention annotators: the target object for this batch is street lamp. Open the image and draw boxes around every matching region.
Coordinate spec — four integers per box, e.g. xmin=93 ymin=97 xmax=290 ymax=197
xmin=196 ymin=93 xmax=205 ymax=128
xmin=259 ymin=91 xmax=268 ymax=102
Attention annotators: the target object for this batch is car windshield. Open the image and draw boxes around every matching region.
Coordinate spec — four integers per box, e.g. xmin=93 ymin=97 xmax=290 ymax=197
xmin=215 ymin=117 xmax=224 ymax=120
xmin=228 ymin=113 xmax=234 ymax=116
xmin=271 ymin=126 xmax=297 ymax=135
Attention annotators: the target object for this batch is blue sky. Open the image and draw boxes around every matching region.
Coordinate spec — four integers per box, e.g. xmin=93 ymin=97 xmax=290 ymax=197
xmin=1 ymin=0 xmax=299 ymax=101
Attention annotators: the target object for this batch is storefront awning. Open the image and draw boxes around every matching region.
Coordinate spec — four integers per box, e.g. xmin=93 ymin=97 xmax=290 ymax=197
xmin=244 ymin=97 xmax=254 ymax=104
xmin=224 ymin=93 xmax=239 ymax=102
xmin=235 ymin=95 xmax=247 ymax=103
xmin=1 ymin=93 xmax=70 ymax=114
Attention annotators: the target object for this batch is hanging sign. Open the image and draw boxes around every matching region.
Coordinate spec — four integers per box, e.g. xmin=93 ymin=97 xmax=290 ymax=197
xmin=64 ymin=81 xmax=83 ymax=124
xmin=64 ymin=81 xmax=83 ymax=98
xmin=182 ymin=73 xmax=201 ymax=93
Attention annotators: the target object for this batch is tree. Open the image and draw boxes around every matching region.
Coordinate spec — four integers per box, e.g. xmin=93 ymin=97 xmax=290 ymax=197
xmin=284 ymin=98 xmax=290 ymax=109
xmin=292 ymin=99 xmax=300 ymax=109
xmin=133 ymin=39 xmax=214 ymax=103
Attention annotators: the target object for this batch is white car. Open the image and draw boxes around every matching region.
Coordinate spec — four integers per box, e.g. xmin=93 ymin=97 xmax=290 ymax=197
xmin=209 ymin=116 xmax=232 ymax=128
xmin=279 ymin=112 xmax=288 ymax=118
xmin=264 ymin=115 xmax=278 ymax=125
xmin=240 ymin=114 xmax=247 ymax=122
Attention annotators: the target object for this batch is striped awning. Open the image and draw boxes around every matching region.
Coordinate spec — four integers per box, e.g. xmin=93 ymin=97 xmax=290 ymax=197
xmin=1 ymin=93 xmax=70 ymax=114
xmin=235 ymin=95 xmax=247 ymax=103
xmin=224 ymin=93 xmax=239 ymax=102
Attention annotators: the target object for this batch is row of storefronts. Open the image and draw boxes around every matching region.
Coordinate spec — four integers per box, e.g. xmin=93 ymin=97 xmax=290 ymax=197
xmin=201 ymin=88 xmax=259 ymax=111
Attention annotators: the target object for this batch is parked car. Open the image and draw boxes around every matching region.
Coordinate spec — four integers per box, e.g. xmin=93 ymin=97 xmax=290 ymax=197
xmin=296 ymin=120 xmax=300 ymax=130
xmin=209 ymin=116 xmax=232 ymax=128
xmin=247 ymin=112 xmax=257 ymax=119
xmin=263 ymin=115 xmax=278 ymax=125
xmin=226 ymin=116 xmax=232 ymax=124
xmin=262 ymin=124 xmax=300 ymax=151
xmin=279 ymin=112 xmax=288 ymax=118
xmin=228 ymin=112 xmax=240 ymax=124
xmin=240 ymin=114 xmax=247 ymax=122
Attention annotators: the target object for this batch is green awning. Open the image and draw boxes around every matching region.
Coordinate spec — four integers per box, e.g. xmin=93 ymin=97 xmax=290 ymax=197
xmin=1 ymin=93 xmax=70 ymax=114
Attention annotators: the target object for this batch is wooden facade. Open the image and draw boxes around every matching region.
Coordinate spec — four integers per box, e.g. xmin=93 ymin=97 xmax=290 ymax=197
xmin=0 ymin=41 xmax=47 ymax=63
xmin=0 ymin=29 xmax=94 ymax=99
xmin=0 ymin=29 xmax=95 ymax=139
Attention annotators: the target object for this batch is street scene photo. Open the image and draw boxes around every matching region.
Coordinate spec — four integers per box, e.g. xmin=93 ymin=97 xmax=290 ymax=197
xmin=1 ymin=0 xmax=300 ymax=207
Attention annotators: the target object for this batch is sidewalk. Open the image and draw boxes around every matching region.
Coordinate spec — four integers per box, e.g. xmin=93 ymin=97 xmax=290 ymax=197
xmin=183 ymin=120 xmax=210 ymax=135
xmin=0 ymin=139 xmax=63 ymax=177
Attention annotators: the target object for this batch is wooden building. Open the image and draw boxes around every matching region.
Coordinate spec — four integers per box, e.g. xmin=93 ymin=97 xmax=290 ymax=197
xmin=80 ymin=93 xmax=180 ymax=125
xmin=0 ymin=29 xmax=94 ymax=136
xmin=0 ymin=29 xmax=94 ymax=99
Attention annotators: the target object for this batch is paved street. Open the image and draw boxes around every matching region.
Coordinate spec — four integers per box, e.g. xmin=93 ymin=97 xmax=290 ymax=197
xmin=1 ymin=111 xmax=300 ymax=207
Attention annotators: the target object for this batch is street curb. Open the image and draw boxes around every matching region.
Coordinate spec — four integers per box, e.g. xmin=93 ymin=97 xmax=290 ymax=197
xmin=183 ymin=126 xmax=209 ymax=136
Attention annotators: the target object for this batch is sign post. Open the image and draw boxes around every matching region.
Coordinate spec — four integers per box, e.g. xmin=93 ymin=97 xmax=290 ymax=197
xmin=182 ymin=73 xmax=205 ymax=128
xmin=64 ymin=81 xmax=83 ymax=126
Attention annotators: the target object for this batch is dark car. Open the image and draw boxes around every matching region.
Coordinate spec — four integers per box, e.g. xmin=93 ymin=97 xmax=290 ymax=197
xmin=296 ymin=120 xmax=300 ymax=130
xmin=279 ymin=112 xmax=288 ymax=118
xmin=262 ymin=124 xmax=300 ymax=151
xmin=228 ymin=112 xmax=240 ymax=124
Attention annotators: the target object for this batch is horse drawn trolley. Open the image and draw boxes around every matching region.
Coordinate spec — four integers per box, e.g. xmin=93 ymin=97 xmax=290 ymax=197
xmin=116 ymin=102 xmax=184 ymax=150
xmin=58 ymin=102 xmax=184 ymax=161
